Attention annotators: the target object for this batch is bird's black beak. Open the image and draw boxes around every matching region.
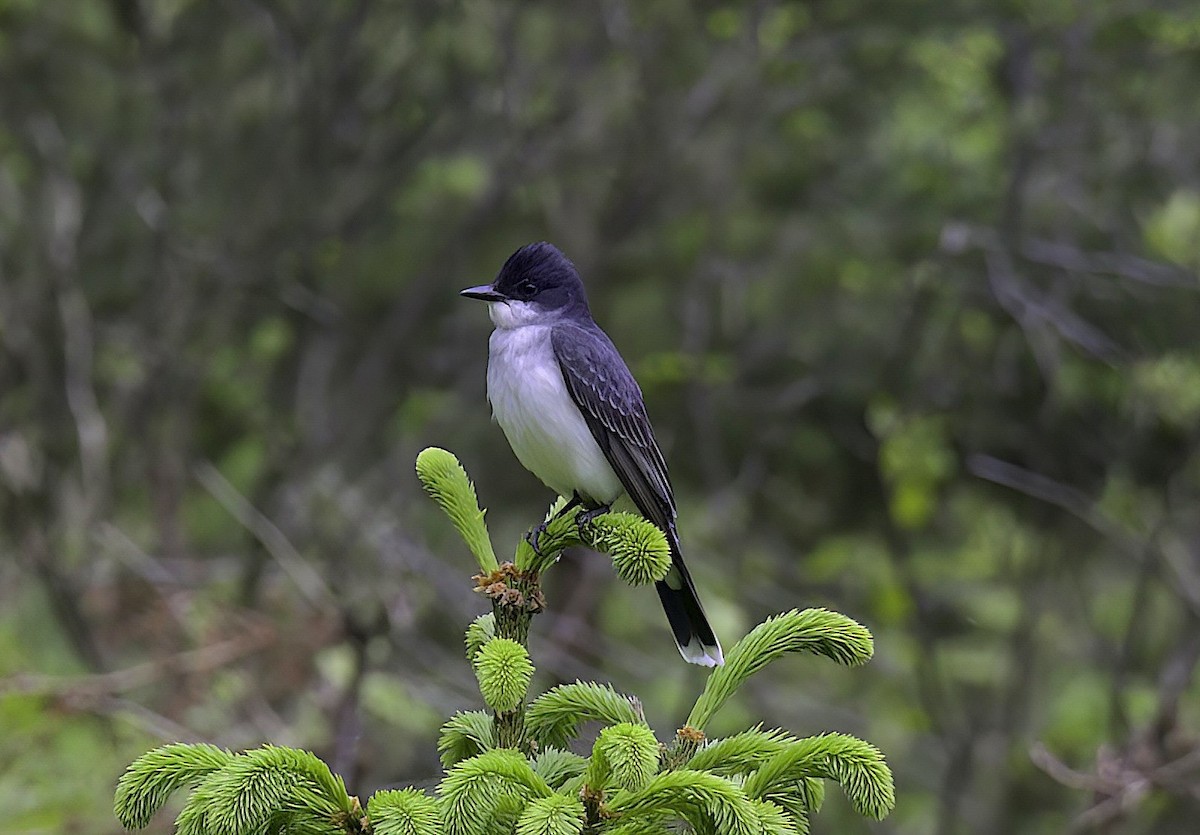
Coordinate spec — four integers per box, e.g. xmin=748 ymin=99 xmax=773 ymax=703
xmin=460 ymin=284 xmax=507 ymax=302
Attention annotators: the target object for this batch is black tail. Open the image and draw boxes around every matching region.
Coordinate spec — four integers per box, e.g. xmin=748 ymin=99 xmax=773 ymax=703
xmin=655 ymin=537 xmax=723 ymax=666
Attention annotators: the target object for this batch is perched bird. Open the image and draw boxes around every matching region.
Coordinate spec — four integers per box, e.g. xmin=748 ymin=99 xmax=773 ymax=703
xmin=461 ymin=242 xmax=723 ymax=666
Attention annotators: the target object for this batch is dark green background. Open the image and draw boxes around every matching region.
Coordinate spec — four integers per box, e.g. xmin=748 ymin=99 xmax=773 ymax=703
xmin=3 ymin=1 xmax=1200 ymax=832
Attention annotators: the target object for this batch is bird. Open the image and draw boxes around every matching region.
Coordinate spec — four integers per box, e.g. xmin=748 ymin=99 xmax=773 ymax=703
xmin=461 ymin=242 xmax=723 ymax=667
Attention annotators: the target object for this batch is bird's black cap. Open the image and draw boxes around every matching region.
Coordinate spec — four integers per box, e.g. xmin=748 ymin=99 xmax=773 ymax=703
xmin=461 ymin=242 xmax=590 ymax=315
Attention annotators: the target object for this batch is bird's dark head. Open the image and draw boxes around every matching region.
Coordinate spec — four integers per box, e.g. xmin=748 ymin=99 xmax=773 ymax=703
xmin=461 ymin=242 xmax=590 ymax=329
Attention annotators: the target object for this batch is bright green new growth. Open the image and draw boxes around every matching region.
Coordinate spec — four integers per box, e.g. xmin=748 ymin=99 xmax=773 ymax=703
xmin=416 ymin=447 xmax=498 ymax=571
xmin=115 ymin=448 xmax=894 ymax=835
xmin=474 ymin=637 xmax=535 ymax=713
xmin=415 ymin=446 xmax=668 ymax=586
xmin=605 ymin=770 xmax=772 ymax=835
xmin=530 ymin=748 xmax=588 ymax=789
xmin=179 ymin=745 xmax=350 ymax=835
xmin=369 ymin=789 xmax=442 ymax=835
xmin=513 ymin=503 xmax=670 ymax=586
xmin=465 ymin=613 xmax=497 ymax=660
xmin=514 ymin=498 xmax=581 ymax=572
xmin=438 ymin=710 xmax=495 ymax=768
xmin=114 ymin=743 xmax=234 ymax=829
xmin=586 ymin=724 xmax=660 ymax=792
xmin=686 ymin=608 xmax=874 ymax=730
xmin=515 ymin=794 xmax=586 ymax=835
xmin=116 ymin=744 xmax=354 ymax=835
xmin=684 ymin=726 xmax=825 ymax=815
xmin=583 ymin=514 xmax=671 ymax=586
xmin=525 ymin=681 xmax=645 ymax=749
xmin=742 ymin=733 xmax=894 ymax=820
xmin=439 ymin=750 xmax=553 ymax=835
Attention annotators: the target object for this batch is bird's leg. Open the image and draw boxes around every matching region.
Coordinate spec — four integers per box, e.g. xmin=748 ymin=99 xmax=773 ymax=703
xmin=524 ymin=523 xmax=549 ymax=556
xmin=576 ymin=500 xmax=613 ymax=529
xmin=526 ymin=492 xmax=585 ymax=554
xmin=558 ymin=492 xmax=585 ymax=517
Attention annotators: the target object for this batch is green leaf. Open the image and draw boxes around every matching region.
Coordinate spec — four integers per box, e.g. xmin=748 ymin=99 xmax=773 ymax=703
xmin=438 ymin=711 xmax=496 ymax=769
xmin=764 ymin=795 xmax=811 ymax=835
xmin=113 ymin=743 xmax=233 ymax=829
xmin=416 ymin=447 xmax=498 ymax=571
xmin=369 ymin=788 xmax=443 ymax=835
xmin=525 ymin=681 xmax=644 ymax=749
xmin=275 ymin=786 xmax=349 ymax=834
xmin=686 ymin=609 xmax=874 ymax=729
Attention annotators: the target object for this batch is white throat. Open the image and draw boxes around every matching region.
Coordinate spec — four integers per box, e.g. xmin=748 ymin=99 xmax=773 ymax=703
xmin=488 ymin=300 xmax=545 ymax=330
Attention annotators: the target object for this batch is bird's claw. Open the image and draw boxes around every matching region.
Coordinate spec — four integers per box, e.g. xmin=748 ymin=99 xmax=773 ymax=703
xmin=525 ymin=522 xmax=550 ymax=555
xmin=576 ymin=503 xmax=612 ymax=529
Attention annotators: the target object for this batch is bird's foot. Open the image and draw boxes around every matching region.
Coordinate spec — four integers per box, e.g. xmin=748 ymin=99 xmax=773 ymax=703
xmin=576 ymin=502 xmax=612 ymax=529
xmin=525 ymin=522 xmax=549 ymax=555
xmin=527 ymin=493 xmax=586 ymax=554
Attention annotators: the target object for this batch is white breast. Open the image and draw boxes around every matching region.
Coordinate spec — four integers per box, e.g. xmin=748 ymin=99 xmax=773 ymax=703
xmin=487 ymin=323 xmax=624 ymax=505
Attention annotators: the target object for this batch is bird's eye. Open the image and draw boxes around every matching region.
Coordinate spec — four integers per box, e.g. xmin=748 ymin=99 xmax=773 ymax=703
xmin=519 ymin=280 xmax=537 ymax=296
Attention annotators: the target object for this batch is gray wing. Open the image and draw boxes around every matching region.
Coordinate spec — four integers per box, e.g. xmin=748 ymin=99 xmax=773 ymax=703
xmin=551 ymin=321 xmax=676 ymax=529
xmin=554 ymin=321 xmax=723 ymax=667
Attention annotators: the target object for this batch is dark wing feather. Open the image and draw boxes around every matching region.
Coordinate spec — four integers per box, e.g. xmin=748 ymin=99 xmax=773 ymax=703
xmin=554 ymin=320 xmax=723 ymax=666
xmin=551 ymin=321 xmax=675 ymax=529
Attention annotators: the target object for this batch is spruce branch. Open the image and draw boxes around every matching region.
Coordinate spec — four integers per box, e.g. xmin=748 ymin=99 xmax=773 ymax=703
xmin=585 ymin=724 xmax=660 ymax=793
xmin=116 ymin=449 xmax=893 ymax=835
xmin=601 ymin=823 xmax=673 ymax=835
xmin=530 ymin=748 xmax=589 ymax=790
xmin=686 ymin=609 xmax=873 ymax=730
xmin=173 ymin=745 xmax=352 ymax=835
xmin=473 ymin=637 xmax=535 ymax=713
xmin=367 ymin=789 xmax=442 ymax=835
xmin=605 ymin=770 xmax=775 ymax=835
xmin=471 ymin=563 xmax=543 ymax=749
xmin=475 ymin=562 xmax=544 ymax=645
xmin=684 ymin=728 xmax=824 ymax=814
xmin=741 ymin=734 xmax=895 ymax=821
xmin=525 ymin=681 xmax=645 ymax=749
xmin=515 ymin=498 xmax=582 ymax=573
xmin=416 ymin=447 xmax=498 ymax=572
xmin=685 ymin=727 xmax=797 ymax=774
xmin=514 ymin=502 xmax=670 ymax=587
xmin=748 ymin=797 xmax=799 ymax=835
xmin=172 ymin=769 xmax=222 ymax=835
xmin=464 ymin=613 xmax=497 ymax=660
xmin=114 ymin=743 xmax=234 ymax=830
xmin=764 ymin=793 xmax=811 ymax=835
xmin=514 ymin=794 xmax=586 ymax=835
xmin=438 ymin=749 xmax=552 ymax=835
xmin=438 ymin=711 xmax=496 ymax=768
xmin=582 ymin=514 xmax=671 ymax=586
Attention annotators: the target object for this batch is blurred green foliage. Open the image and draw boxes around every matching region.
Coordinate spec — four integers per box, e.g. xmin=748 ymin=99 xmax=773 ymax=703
xmin=2 ymin=0 xmax=1200 ymax=833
